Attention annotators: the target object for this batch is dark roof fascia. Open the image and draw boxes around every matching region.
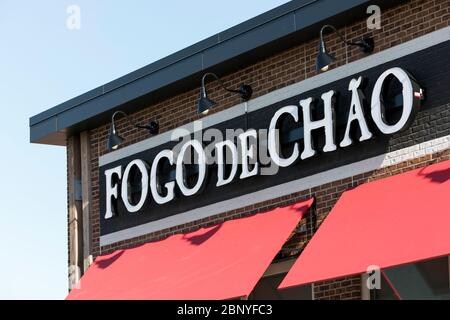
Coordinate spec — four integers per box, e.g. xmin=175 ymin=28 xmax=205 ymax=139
xmin=29 ymin=0 xmax=401 ymax=145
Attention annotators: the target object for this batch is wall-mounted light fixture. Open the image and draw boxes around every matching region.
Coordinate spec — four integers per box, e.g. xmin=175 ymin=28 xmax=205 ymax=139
xmin=316 ymin=24 xmax=374 ymax=73
xmin=107 ymin=111 xmax=159 ymax=151
xmin=197 ymin=72 xmax=253 ymax=115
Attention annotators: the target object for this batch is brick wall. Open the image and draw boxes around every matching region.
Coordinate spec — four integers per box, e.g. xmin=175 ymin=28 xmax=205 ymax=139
xmin=75 ymin=0 xmax=450 ymax=300
xmin=314 ymin=276 xmax=362 ymax=300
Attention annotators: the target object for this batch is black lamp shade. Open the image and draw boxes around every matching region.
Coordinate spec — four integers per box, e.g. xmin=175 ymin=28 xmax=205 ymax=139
xmin=316 ymin=41 xmax=335 ymax=72
xmin=107 ymin=126 xmax=124 ymax=151
xmin=197 ymin=94 xmax=216 ymax=115
xmin=147 ymin=120 xmax=159 ymax=135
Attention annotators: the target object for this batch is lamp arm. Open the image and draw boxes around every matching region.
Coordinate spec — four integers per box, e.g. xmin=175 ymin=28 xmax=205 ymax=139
xmin=320 ymin=24 xmax=364 ymax=48
xmin=111 ymin=110 xmax=128 ymax=123
xmin=135 ymin=124 xmax=148 ymax=129
xmin=111 ymin=110 xmax=139 ymax=131
xmin=201 ymin=72 xmax=243 ymax=95
xmin=110 ymin=111 xmax=128 ymax=134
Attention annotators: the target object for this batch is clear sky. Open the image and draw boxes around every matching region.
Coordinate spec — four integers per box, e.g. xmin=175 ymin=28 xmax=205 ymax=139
xmin=0 ymin=0 xmax=289 ymax=299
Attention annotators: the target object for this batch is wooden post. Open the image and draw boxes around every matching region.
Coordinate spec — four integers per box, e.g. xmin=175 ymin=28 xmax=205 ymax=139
xmin=67 ymin=135 xmax=84 ymax=290
xmin=80 ymin=131 xmax=93 ymax=272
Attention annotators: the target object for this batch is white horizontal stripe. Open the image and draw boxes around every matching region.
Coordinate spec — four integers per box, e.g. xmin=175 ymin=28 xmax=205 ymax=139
xmin=100 ymin=135 xmax=450 ymax=246
xmin=99 ymin=26 xmax=450 ymax=167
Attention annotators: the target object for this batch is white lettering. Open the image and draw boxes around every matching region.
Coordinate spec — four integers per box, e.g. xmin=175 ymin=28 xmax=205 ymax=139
xmin=215 ymin=140 xmax=238 ymax=187
xmin=239 ymin=129 xmax=259 ymax=179
xmin=268 ymin=105 xmax=300 ymax=167
xmin=121 ymin=160 xmax=149 ymax=213
xmin=150 ymin=149 xmax=175 ymax=204
xmin=340 ymin=76 xmax=373 ymax=147
xmin=371 ymin=67 xmax=416 ymax=134
xmin=176 ymin=140 xmax=207 ymax=196
xmin=300 ymin=90 xmax=337 ymax=159
xmin=104 ymin=165 xmax=122 ymax=219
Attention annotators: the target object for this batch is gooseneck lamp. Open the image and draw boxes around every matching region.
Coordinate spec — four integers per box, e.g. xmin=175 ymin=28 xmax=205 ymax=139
xmin=317 ymin=24 xmax=374 ymax=72
xmin=197 ymin=72 xmax=253 ymax=115
xmin=107 ymin=111 xmax=127 ymax=151
xmin=107 ymin=111 xmax=160 ymax=151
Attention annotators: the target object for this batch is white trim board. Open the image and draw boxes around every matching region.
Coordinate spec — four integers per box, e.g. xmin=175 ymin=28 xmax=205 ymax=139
xmin=99 ymin=26 xmax=450 ymax=167
xmin=100 ymin=135 xmax=450 ymax=246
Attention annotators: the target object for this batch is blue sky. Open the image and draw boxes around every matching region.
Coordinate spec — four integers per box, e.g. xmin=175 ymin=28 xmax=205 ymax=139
xmin=0 ymin=0 xmax=289 ymax=299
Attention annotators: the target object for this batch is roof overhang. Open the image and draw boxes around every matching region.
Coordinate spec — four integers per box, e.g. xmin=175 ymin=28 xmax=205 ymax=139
xmin=29 ymin=0 xmax=402 ymax=146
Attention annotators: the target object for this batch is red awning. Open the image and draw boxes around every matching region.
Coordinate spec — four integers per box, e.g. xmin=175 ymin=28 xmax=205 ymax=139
xmin=279 ymin=159 xmax=450 ymax=289
xmin=68 ymin=198 xmax=313 ymax=300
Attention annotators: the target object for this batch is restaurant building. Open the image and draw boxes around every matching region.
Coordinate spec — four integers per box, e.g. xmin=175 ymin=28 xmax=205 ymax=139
xmin=30 ymin=0 xmax=450 ymax=300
